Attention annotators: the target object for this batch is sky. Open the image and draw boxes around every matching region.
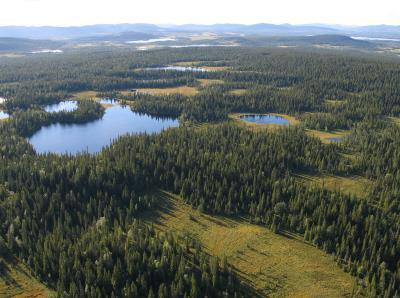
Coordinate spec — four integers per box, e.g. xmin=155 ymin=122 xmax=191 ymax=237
xmin=1 ymin=0 xmax=399 ymax=27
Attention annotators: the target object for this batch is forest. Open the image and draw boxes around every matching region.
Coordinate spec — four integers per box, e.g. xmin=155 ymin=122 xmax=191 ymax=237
xmin=0 ymin=46 xmax=400 ymax=297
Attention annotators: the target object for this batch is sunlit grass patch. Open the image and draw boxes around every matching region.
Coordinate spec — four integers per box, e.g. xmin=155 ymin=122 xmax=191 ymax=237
xmin=72 ymin=90 xmax=99 ymax=100
xmin=388 ymin=116 xmax=400 ymax=126
xmin=306 ymin=129 xmax=349 ymax=144
xmin=0 ymin=255 xmax=52 ymax=298
xmin=325 ymin=99 xmax=346 ymax=106
xmin=229 ymin=89 xmax=248 ymax=95
xmin=122 ymin=86 xmax=199 ymax=96
xmin=198 ymin=79 xmax=224 ymax=86
xmin=142 ymin=191 xmax=357 ymax=297
xmin=295 ymin=173 xmax=372 ymax=198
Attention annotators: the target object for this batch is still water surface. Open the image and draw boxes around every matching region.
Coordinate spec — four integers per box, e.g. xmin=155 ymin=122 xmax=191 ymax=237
xmin=29 ymin=105 xmax=179 ymax=154
xmin=240 ymin=114 xmax=290 ymax=125
xmin=44 ymin=101 xmax=78 ymax=113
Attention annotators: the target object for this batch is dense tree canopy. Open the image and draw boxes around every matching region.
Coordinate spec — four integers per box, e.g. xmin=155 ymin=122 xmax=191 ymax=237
xmin=0 ymin=47 xmax=399 ymax=296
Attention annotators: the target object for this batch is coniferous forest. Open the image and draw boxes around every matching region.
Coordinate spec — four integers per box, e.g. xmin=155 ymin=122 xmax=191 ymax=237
xmin=0 ymin=46 xmax=400 ymax=297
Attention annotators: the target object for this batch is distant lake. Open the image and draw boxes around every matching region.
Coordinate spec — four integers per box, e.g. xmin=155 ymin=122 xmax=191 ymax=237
xmin=29 ymin=104 xmax=179 ymax=154
xmin=44 ymin=101 xmax=78 ymax=113
xmin=146 ymin=66 xmax=208 ymax=72
xmin=99 ymin=99 xmax=119 ymax=105
xmin=351 ymin=36 xmax=400 ymax=42
xmin=126 ymin=38 xmax=176 ymax=44
xmin=168 ymin=44 xmax=237 ymax=48
xmin=240 ymin=114 xmax=290 ymax=125
xmin=0 ymin=111 xmax=9 ymax=120
xmin=31 ymin=49 xmax=63 ymax=54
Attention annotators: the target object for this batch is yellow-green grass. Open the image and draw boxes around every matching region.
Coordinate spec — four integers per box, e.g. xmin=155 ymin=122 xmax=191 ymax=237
xmin=229 ymin=89 xmax=248 ymax=96
xmin=389 ymin=116 xmax=400 ymax=126
xmin=296 ymin=173 xmax=371 ymax=198
xmin=201 ymin=66 xmax=230 ymax=71
xmin=325 ymin=99 xmax=346 ymax=106
xmin=172 ymin=61 xmax=204 ymax=67
xmin=229 ymin=113 xmax=300 ymax=131
xmin=130 ymin=86 xmax=199 ymax=96
xmin=198 ymin=79 xmax=224 ymax=86
xmin=72 ymin=90 xmax=99 ymax=100
xmin=0 ymin=255 xmax=53 ymax=298
xmin=144 ymin=191 xmax=357 ymax=297
xmin=306 ymin=129 xmax=349 ymax=144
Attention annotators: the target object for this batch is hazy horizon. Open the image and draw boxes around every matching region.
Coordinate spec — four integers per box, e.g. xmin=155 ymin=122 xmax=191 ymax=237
xmin=2 ymin=0 xmax=399 ymax=27
xmin=0 ymin=22 xmax=399 ymax=28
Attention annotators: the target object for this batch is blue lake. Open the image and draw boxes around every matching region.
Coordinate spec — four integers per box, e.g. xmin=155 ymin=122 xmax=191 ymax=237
xmin=240 ymin=114 xmax=290 ymax=125
xmin=99 ymin=99 xmax=119 ymax=105
xmin=44 ymin=101 xmax=78 ymax=113
xmin=29 ymin=105 xmax=179 ymax=154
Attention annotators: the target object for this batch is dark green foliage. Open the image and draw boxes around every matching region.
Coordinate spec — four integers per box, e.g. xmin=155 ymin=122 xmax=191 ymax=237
xmin=0 ymin=47 xmax=400 ymax=297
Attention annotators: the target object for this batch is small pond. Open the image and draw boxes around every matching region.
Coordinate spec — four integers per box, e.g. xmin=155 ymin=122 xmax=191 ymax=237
xmin=0 ymin=111 xmax=9 ymax=120
xmin=44 ymin=101 xmax=78 ymax=113
xmin=29 ymin=104 xmax=179 ymax=154
xmin=99 ymin=99 xmax=119 ymax=105
xmin=327 ymin=137 xmax=343 ymax=142
xmin=240 ymin=114 xmax=290 ymax=125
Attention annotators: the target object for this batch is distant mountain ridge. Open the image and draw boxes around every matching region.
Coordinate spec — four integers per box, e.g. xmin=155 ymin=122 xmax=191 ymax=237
xmin=0 ymin=23 xmax=399 ymax=40
xmin=0 ymin=24 xmax=162 ymax=40
xmin=0 ymin=37 xmax=63 ymax=52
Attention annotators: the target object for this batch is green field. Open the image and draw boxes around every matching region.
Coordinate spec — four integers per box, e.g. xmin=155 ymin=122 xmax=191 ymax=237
xmin=0 ymin=255 xmax=52 ymax=298
xmin=143 ymin=191 xmax=358 ymax=297
xmin=295 ymin=173 xmax=372 ymax=198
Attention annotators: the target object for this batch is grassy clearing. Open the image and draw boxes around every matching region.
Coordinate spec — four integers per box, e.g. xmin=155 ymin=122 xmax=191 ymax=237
xmin=198 ymin=79 xmax=224 ymax=86
xmin=229 ymin=89 xmax=248 ymax=96
xmin=229 ymin=113 xmax=299 ymax=131
xmin=296 ymin=173 xmax=371 ymax=198
xmin=143 ymin=191 xmax=356 ymax=297
xmin=325 ymin=99 xmax=346 ymax=107
xmin=173 ymin=61 xmax=200 ymax=66
xmin=389 ymin=116 xmax=400 ymax=126
xmin=201 ymin=66 xmax=230 ymax=71
xmin=72 ymin=90 xmax=99 ymax=100
xmin=128 ymin=86 xmax=198 ymax=96
xmin=306 ymin=129 xmax=349 ymax=144
xmin=0 ymin=255 xmax=53 ymax=298
xmin=172 ymin=61 xmax=230 ymax=71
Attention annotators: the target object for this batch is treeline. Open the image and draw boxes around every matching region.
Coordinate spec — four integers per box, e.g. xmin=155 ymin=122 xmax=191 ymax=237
xmin=4 ymin=100 xmax=104 ymax=137
xmin=1 ymin=47 xmax=400 ymax=296
xmin=1 ymin=123 xmax=398 ymax=295
xmin=346 ymin=120 xmax=400 ymax=215
xmin=2 ymin=47 xmax=400 ymax=129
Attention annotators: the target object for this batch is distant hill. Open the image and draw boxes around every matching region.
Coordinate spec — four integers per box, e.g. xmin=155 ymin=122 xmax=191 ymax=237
xmin=0 ymin=23 xmax=399 ymax=40
xmin=299 ymin=34 xmax=373 ymax=46
xmin=0 ymin=23 xmax=162 ymax=40
xmin=172 ymin=23 xmax=340 ymax=35
xmin=75 ymin=31 xmax=158 ymax=43
xmin=230 ymin=34 xmax=374 ymax=48
xmin=0 ymin=37 xmax=63 ymax=52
